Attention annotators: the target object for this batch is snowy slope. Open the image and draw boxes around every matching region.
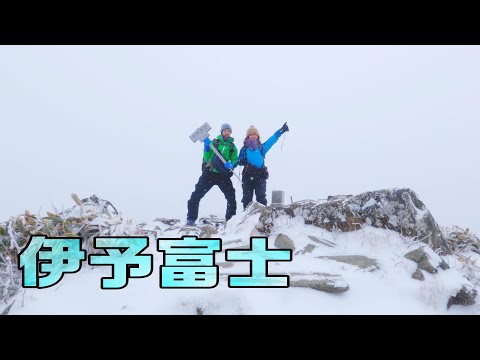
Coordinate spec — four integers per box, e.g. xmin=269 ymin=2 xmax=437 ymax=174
xmin=3 ymin=206 xmax=479 ymax=315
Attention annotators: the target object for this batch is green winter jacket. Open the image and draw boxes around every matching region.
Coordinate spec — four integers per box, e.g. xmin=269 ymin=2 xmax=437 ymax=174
xmin=204 ymin=135 xmax=239 ymax=174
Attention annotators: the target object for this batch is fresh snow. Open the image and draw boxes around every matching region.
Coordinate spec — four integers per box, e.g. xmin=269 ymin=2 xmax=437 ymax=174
xmin=4 ymin=210 xmax=479 ymax=315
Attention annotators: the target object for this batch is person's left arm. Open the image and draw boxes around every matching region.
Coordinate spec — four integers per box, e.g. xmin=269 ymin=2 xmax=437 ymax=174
xmin=262 ymin=123 xmax=289 ymax=155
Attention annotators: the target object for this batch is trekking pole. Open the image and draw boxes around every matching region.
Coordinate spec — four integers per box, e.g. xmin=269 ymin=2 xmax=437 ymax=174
xmin=190 ymin=122 xmax=242 ymax=184
xmin=209 ymin=143 xmax=243 ymax=183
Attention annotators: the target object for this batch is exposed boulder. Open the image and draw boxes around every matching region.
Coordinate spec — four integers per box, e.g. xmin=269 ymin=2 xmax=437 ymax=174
xmin=197 ymin=215 xmax=226 ymax=228
xmin=274 ymin=234 xmax=296 ymax=251
xmin=317 ymin=255 xmax=380 ymax=272
xmin=404 ymin=247 xmax=449 ymax=275
xmin=411 ymin=269 xmax=425 ymax=281
xmin=404 ymin=248 xmax=437 ymax=274
xmin=447 ymin=286 xmax=477 ymax=309
xmin=307 ymin=235 xmax=335 ymax=248
xmin=438 ymin=259 xmax=450 ymax=270
xmin=199 ymin=225 xmax=218 ymax=238
xmin=290 ymin=273 xmax=349 ymax=293
xmin=418 ymin=260 xmax=438 ymax=275
xmin=255 ymin=188 xmax=449 ymax=254
xmin=295 ymin=244 xmax=317 ymax=255
xmin=404 ymin=247 xmax=428 ymax=263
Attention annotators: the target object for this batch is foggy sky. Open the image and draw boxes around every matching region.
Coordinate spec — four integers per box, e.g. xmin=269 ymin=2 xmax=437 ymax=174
xmin=1 ymin=45 xmax=478 ymax=234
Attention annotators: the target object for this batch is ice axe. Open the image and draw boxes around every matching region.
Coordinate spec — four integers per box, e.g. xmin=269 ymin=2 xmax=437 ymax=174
xmin=189 ymin=122 xmax=242 ymax=183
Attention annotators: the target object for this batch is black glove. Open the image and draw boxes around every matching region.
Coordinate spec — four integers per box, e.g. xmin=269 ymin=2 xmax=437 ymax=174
xmin=280 ymin=122 xmax=289 ymax=134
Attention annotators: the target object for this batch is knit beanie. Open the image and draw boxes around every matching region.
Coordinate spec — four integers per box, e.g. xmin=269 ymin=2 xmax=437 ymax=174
xmin=220 ymin=123 xmax=232 ymax=133
xmin=246 ymin=125 xmax=260 ymax=138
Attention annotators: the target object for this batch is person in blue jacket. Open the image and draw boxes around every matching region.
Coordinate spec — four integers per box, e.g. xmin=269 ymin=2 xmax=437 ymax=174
xmin=238 ymin=122 xmax=289 ymax=209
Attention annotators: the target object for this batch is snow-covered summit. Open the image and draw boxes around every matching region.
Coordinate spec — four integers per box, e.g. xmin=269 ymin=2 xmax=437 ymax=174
xmin=1 ymin=189 xmax=479 ymax=314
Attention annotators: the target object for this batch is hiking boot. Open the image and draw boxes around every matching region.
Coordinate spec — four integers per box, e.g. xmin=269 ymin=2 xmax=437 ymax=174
xmin=186 ymin=219 xmax=196 ymax=226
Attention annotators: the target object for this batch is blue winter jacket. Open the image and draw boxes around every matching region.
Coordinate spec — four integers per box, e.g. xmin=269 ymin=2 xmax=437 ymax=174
xmin=238 ymin=130 xmax=282 ymax=169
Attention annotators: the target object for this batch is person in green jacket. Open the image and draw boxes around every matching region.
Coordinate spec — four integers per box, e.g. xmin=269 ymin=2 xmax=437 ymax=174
xmin=186 ymin=123 xmax=239 ymax=226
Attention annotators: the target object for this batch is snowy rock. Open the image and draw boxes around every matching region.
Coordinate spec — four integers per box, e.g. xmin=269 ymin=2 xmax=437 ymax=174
xmin=411 ymin=269 xmax=425 ymax=281
xmin=251 ymin=204 xmax=275 ymax=234
xmin=404 ymin=247 xmax=444 ymax=274
xmin=245 ymin=201 xmax=268 ymax=215
xmin=327 ymin=194 xmax=352 ymax=202
xmin=418 ymin=261 xmax=437 ymax=275
xmin=274 ymin=234 xmax=296 ymax=251
xmin=439 ymin=259 xmax=450 ymax=270
xmin=317 ymin=255 xmax=380 ymax=272
xmin=295 ymin=244 xmax=317 ymax=255
xmin=197 ymin=215 xmax=226 ymax=228
xmin=404 ymin=247 xmax=428 ymax=263
xmin=307 ymin=235 xmax=335 ymax=247
xmin=290 ymin=274 xmax=349 ymax=293
xmin=199 ymin=225 xmax=218 ymax=238
xmin=447 ymin=286 xmax=477 ymax=309
xmin=257 ymin=188 xmax=449 ymax=254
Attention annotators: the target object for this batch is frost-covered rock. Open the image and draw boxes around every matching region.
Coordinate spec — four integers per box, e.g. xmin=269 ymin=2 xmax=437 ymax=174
xmin=404 ymin=247 xmax=449 ymax=275
xmin=255 ymin=188 xmax=449 ymax=254
xmin=295 ymin=244 xmax=317 ymax=255
xmin=290 ymin=273 xmax=349 ymax=293
xmin=317 ymin=255 xmax=380 ymax=272
xmin=307 ymin=235 xmax=335 ymax=248
xmin=447 ymin=285 xmax=477 ymax=309
xmin=197 ymin=215 xmax=226 ymax=228
xmin=411 ymin=269 xmax=425 ymax=281
xmin=199 ymin=225 xmax=218 ymax=238
xmin=274 ymin=234 xmax=296 ymax=251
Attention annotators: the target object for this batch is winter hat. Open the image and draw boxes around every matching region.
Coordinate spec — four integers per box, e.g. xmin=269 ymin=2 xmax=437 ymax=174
xmin=246 ymin=125 xmax=260 ymax=138
xmin=220 ymin=123 xmax=232 ymax=133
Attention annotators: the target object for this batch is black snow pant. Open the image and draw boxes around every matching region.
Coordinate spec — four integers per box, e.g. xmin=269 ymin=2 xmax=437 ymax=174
xmin=187 ymin=170 xmax=237 ymax=222
xmin=241 ymin=165 xmax=267 ymax=209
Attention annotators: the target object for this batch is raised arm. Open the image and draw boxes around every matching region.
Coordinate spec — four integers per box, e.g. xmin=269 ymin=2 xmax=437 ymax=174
xmin=262 ymin=122 xmax=289 ymax=155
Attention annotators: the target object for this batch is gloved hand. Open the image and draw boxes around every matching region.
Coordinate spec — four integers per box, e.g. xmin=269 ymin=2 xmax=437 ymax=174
xmin=203 ymin=138 xmax=212 ymax=152
xmin=279 ymin=122 xmax=289 ymax=134
xmin=224 ymin=161 xmax=234 ymax=170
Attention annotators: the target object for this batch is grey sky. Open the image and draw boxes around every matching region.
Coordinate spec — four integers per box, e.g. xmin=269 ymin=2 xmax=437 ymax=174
xmin=0 ymin=45 xmax=478 ymax=234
